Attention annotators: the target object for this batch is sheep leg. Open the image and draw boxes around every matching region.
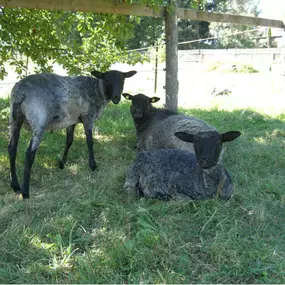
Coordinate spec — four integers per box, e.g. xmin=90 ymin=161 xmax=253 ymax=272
xmin=123 ymin=164 xmax=140 ymax=196
xmin=20 ymin=132 xmax=43 ymax=199
xmin=83 ymin=124 xmax=97 ymax=171
xmin=59 ymin=124 xmax=76 ymax=169
xmin=8 ymin=120 xmax=24 ymax=192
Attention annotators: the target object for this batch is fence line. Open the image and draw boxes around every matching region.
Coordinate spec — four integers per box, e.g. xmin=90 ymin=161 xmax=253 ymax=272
xmin=1 ymin=48 xmax=285 ymax=97
xmin=127 ymin=28 xmax=263 ymax=52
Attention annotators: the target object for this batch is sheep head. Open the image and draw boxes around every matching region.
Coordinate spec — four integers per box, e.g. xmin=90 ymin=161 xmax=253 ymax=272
xmin=175 ymin=130 xmax=241 ymax=169
xmin=91 ymin=70 xmax=137 ymax=104
xmin=122 ymin=93 xmax=160 ymax=119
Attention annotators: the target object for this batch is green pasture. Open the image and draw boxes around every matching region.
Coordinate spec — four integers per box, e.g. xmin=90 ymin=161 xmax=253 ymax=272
xmin=0 ymin=96 xmax=285 ymax=283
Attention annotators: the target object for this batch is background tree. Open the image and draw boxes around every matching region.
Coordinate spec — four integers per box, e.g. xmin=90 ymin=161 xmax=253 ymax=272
xmin=0 ymin=0 xmax=266 ymax=80
xmin=126 ymin=17 xmax=164 ymax=50
xmin=0 ymin=7 xmax=141 ymax=79
xmin=210 ymin=0 xmax=266 ymax=48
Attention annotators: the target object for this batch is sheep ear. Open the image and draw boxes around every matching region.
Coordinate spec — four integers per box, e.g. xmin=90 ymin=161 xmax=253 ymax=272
xmin=122 ymin=93 xmax=133 ymax=100
xmin=124 ymin=71 xmax=137 ymax=78
xmin=150 ymin=97 xmax=160 ymax=103
xmin=222 ymin=131 xmax=241 ymax=142
xmin=175 ymin=132 xmax=194 ymax=143
xmin=91 ymin=70 xmax=104 ymax=78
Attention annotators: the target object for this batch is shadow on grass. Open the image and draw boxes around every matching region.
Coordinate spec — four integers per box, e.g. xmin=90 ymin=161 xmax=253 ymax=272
xmin=0 ymin=98 xmax=285 ymax=283
xmin=0 ymin=97 xmax=284 ymax=197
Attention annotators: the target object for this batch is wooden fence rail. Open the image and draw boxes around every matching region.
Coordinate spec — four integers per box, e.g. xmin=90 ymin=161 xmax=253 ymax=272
xmin=0 ymin=0 xmax=284 ymax=28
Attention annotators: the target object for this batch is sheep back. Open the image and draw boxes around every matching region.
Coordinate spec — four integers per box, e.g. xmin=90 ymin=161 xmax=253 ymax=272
xmin=10 ymin=73 xmax=107 ymax=131
xmin=137 ymin=112 xmax=217 ymax=153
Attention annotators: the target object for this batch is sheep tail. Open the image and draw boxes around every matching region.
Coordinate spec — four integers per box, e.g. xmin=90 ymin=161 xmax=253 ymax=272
xmin=10 ymin=90 xmax=25 ymax=122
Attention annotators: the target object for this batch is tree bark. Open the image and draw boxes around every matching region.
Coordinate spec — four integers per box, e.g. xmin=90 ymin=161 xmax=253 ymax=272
xmin=165 ymin=1 xmax=178 ymax=111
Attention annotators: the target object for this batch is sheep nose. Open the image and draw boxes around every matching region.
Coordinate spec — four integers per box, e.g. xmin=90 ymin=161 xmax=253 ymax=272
xmin=135 ymin=109 xmax=143 ymax=116
xmin=131 ymin=108 xmax=142 ymax=118
xmin=200 ymin=157 xmax=209 ymax=163
xmin=200 ymin=157 xmax=210 ymax=168
xmin=112 ymin=95 xmax=120 ymax=104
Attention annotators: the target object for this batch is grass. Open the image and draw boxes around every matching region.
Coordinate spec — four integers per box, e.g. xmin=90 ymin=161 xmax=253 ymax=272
xmin=0 ymin=95 xmax=285 ymax=283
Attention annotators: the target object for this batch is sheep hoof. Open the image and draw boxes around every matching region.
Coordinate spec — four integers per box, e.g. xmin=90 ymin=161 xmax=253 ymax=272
xmin=16 ymin=191 xmax=29 ymax=200
xmin=22 ymin=192 xmax=30 ymax=199
xmin=90 ymin=165 xmax=98 ymax=171
xmin=58 ymin=160 xmax=65 ymax=169
xmin=90 ymin=161 xmax=98 ymax=171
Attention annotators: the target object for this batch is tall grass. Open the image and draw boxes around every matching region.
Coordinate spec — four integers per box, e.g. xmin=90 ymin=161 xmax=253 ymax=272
xmin=0 ymin=96 xmax=285 ymax=283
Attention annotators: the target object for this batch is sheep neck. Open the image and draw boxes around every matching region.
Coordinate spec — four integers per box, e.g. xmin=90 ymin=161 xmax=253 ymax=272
xmin=199 ymin=162 xmax=230 ymax=193
xmin=98 ymin=79 xmax=108 ymax=104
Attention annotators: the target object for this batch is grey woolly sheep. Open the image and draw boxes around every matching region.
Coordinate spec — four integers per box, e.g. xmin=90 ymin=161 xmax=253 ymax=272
xmin=8 ymin=69 xmax=137 ymax=198
xmin=122 ymin=93 xmax=217 ymax=153
xmin=123 ymin=130 xmax=241 ymax=200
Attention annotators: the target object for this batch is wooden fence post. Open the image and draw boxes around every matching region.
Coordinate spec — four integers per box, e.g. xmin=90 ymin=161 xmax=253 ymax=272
xmin=165 ymin=1 xmax=178 ymax=111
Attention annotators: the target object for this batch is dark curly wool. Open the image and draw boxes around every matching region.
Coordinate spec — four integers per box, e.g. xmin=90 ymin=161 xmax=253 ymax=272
xmin=123 ymin=148 xmax=234 ymax=201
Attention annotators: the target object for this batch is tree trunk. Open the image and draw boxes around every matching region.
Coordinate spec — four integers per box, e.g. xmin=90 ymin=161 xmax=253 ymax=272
xmin=165 ymin=1 xmax=178 ymax=111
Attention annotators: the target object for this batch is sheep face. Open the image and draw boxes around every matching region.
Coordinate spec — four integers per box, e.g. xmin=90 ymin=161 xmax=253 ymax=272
xmin=91 ymin=70 xmax=137 ymax=104
xmin=175 ymin=130 xmax=241 ymax=169
xmin=122 ymin=93 xmax=160 ymax=119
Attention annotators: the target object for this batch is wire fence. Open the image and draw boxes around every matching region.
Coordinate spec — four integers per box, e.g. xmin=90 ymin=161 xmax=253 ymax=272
xmin=1 ymin=27 xmax=285 ymax=99
xmin=122 ymin=26 xmax=285 ymax=96
xmin=127 ymin=27 xmax=263 ymax=52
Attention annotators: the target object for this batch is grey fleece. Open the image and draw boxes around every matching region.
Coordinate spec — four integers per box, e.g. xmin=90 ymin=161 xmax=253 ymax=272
xmin=10 ymin=73 xmax=107 ymax=134
xmin=123 ymin=149 xmax=234 ymax=200
xmin=135 ymin=110 xmax=217 ymax=153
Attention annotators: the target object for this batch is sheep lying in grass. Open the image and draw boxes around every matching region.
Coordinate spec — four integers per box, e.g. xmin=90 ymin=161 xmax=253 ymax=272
xmin=122 ymin=93 xmax=217 ymax=153
xmin=8 ymin=69 xmax=137 ymax=199
xmin=123 ymin=130 xmax=241 ymax=200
